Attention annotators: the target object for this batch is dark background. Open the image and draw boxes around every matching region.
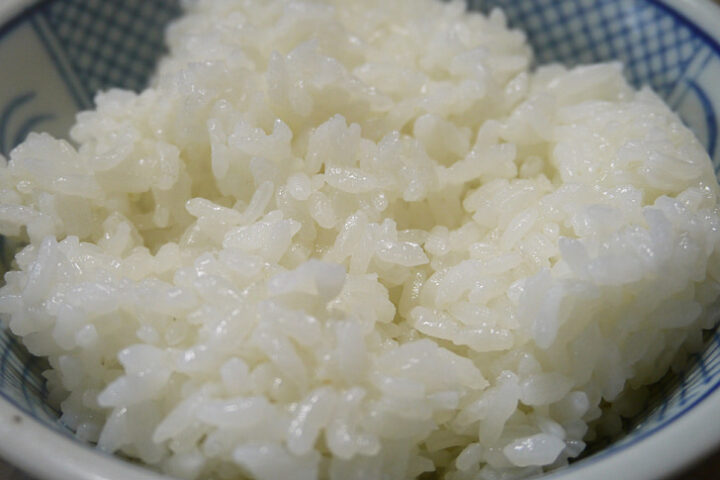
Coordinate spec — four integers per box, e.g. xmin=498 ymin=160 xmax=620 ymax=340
xmin=2 ymin=449 xmax=719 ymax=479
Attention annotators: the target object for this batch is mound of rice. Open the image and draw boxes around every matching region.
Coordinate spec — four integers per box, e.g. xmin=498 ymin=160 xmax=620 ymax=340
xmin=1 ymin=0 xmax=719 ymax=478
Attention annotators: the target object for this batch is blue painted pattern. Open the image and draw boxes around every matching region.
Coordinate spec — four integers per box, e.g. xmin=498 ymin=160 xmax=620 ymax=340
xmin=476 ymin=0 xmax=719 ymax=162
xmin=42 ymin=0 xmax=181 ymax=96
xmin=685 ymin=79 xmax=718 ymax=159
xmin=0 ymin=0 xmax=719 ymax=475
xmin=475 ymin=0 xmax=702 ymax=96
xmin=0 ymin=92 xmax=55 ymax=156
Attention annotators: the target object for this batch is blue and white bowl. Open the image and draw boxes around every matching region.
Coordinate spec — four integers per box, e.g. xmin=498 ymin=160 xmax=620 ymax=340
xmin=0 ymin=0 xmax=719 ymax=479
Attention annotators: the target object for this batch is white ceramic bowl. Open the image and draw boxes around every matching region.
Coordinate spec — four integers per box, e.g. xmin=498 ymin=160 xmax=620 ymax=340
xmin=1 ymin=0 xmax=720 ymax=479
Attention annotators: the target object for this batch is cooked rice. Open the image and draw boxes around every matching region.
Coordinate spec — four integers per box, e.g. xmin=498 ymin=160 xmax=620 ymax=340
xmin=1 ymin=0 xmax=719 ymax=479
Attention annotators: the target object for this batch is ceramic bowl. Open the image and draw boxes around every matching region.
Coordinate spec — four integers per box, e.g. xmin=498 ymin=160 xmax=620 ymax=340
xmin=0 ymin=0 xmax=719 ymax=479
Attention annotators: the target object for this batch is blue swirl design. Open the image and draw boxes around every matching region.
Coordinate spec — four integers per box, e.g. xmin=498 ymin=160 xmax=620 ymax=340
xmin=685 ymin=79 xmax=718 ymax=162
xmin=0 ymin=92 xmax=55 ymax=157
xmin=0 ymin=92 xmax=34 ymax=154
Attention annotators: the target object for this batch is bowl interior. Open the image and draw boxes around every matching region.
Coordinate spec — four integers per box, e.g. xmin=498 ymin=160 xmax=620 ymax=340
xmin=0 ymin=0 xmax=719 ymax=477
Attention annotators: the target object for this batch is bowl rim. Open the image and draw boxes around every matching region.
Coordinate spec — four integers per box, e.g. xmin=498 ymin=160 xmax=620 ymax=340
xmin=1 ymin=0 xmax=720 ymax=479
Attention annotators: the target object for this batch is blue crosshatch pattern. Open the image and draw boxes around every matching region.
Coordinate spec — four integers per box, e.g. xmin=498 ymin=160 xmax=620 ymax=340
xmin=474 ymin=0 xmax=704 ymax=98
xmin=42 ymin=0 xmax=181 ymax=97
xmin=0 ymin=0 xmax=719 ymax=475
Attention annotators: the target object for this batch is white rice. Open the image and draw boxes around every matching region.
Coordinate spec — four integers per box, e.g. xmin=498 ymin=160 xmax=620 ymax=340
xmin=1 ymin=0 xmax=719 ymax=478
